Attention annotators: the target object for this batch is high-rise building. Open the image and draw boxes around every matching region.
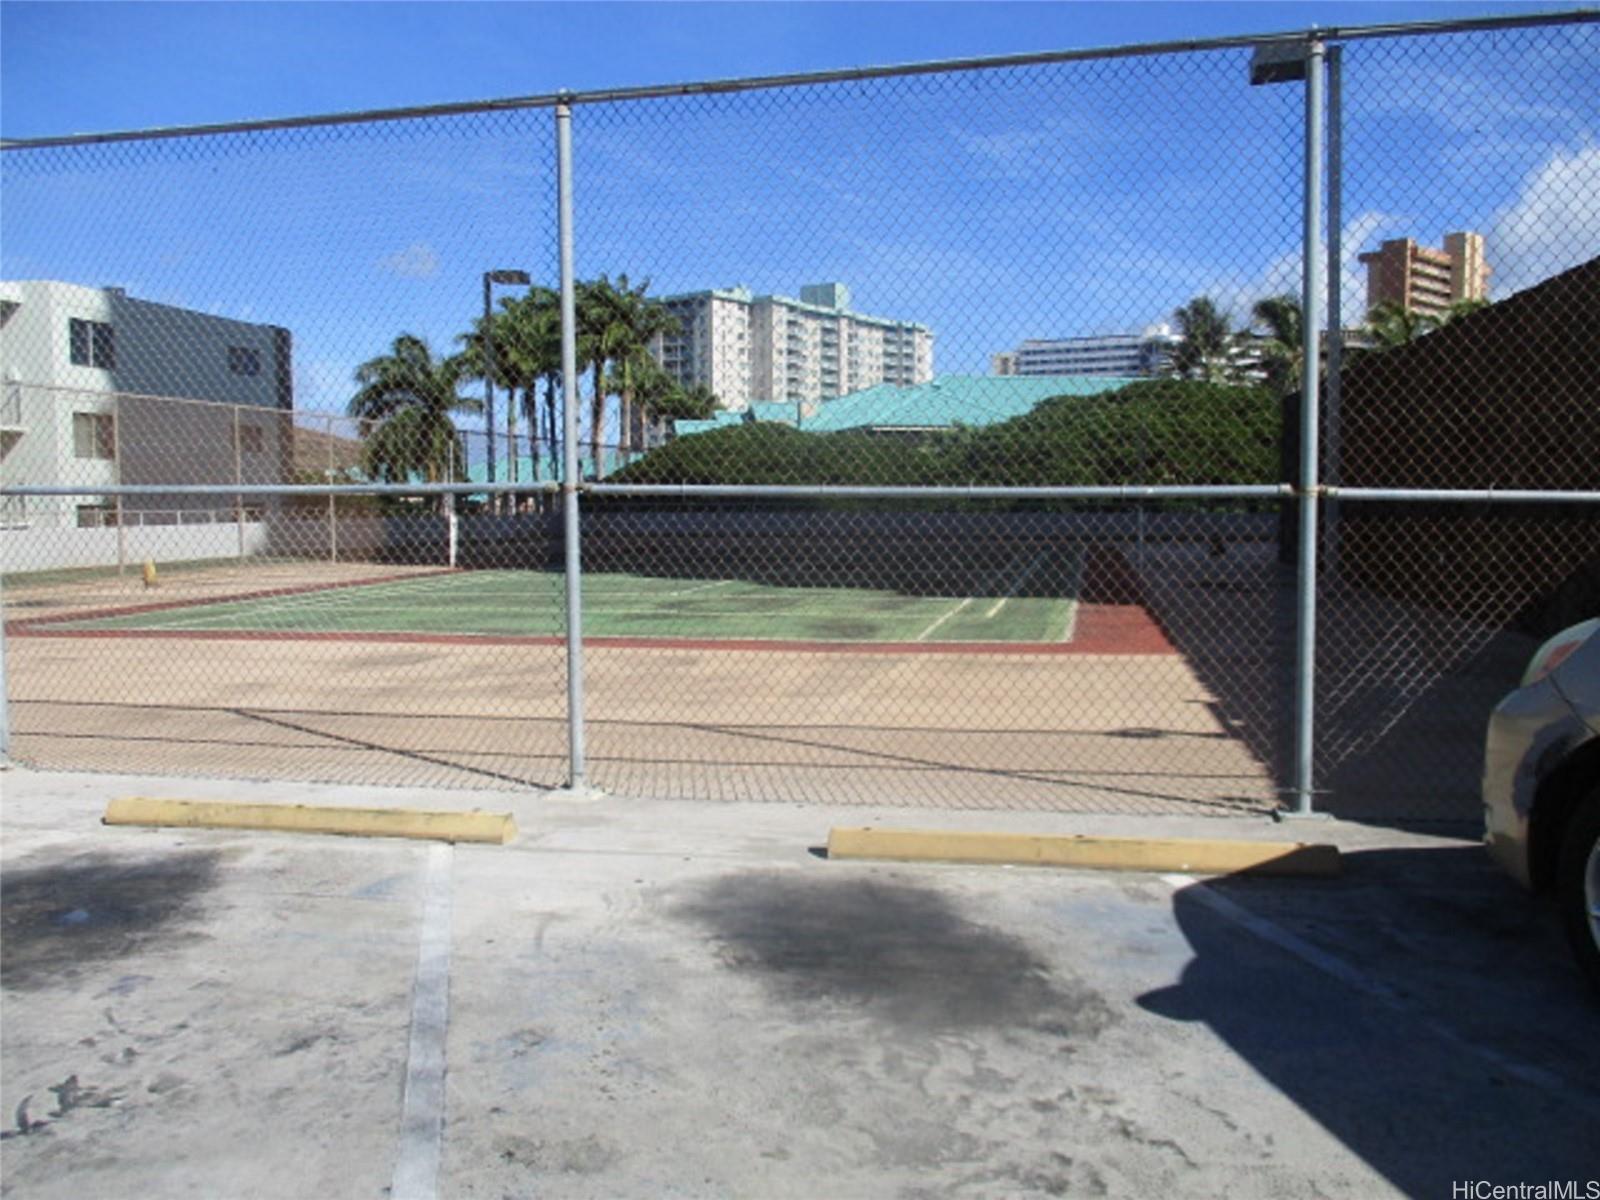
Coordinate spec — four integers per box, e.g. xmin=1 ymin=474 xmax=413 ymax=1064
xmin=991 ymin=326 xmax=1180 ymax=378
xmin=1358 ymin=231 xmax=1491 ymax=319
xmin=651 ymin=282 xmax=933 ymax=409
xmin=655 ymin=287 xmax=754 ymax=410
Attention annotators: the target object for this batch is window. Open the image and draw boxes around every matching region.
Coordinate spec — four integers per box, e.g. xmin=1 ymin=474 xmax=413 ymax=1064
xmin=238 ymin=424 xmax=264 ymax=454
xmin=68 ymin=318 xmax=115 ymax=368
xmin=228 ymin=345 xmax=261 ymax=376
xmin=76 ymin=504 xmax=116 ymax=528
xmin=72 ymin=411 xmax=116 ymax=459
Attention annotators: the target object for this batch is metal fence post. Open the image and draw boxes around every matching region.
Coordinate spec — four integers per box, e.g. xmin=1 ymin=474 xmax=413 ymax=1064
xmin=1323 ymin=44 xmax=1344 ymax=577
xmin=557 ymin=99 xmax=590 ymax=792
xmin=234 ymin=404 xmax=246 ymax=559
xmin=113 ymin=394 xmax=127 ymax=576
xmin=0 ymin=568 xmax=10 ymax=764
xmin=1288 ymin=39 xmax=1327 ymax=819
xmin=484 ymin=273 xmax=498 ymax=512
xmin=327 ymin=421 xmax=339 ymax=563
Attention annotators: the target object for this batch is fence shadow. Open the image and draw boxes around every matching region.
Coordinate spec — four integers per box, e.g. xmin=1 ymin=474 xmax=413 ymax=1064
xmin=1139 ymin=845 xmax=1600 ymax=1195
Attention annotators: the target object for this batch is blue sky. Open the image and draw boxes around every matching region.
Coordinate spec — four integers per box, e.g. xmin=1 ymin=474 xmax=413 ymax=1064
xmin=3 ymin=3 xmax=1596 ymax=431
xmin=1 ymin=2 xmax=1565 ymax=138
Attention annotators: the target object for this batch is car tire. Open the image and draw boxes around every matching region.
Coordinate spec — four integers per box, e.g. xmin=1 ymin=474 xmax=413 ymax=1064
xmin=1556 ymin=786 xmax=1600 ymax=998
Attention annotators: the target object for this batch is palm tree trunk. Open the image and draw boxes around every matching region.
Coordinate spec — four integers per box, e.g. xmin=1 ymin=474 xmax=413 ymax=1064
xmin=620 ymin=357 xmax=633 ymax=462
xmin=545 ymin=378 xmax=559 ymax=476
xmin=590 ymin=362 xmax=604 ymax=480
xmin=534 ymin=390 xmax=547 ymax=483
xmin=506 ymin=395 xmax=518 ymax=486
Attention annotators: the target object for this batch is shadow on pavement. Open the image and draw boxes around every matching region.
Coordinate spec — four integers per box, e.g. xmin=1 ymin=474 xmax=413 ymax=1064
xmin=1139 ymin=844 xmax=1600 ymax=1195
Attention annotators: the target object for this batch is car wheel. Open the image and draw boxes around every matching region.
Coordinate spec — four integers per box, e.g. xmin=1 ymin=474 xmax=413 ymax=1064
xmin=1557 ymin=786 xmax=1600 ymax=998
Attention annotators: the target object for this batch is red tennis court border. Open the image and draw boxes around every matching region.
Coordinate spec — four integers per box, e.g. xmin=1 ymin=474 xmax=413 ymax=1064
xmin=4 ymin=600 xmax=1174 ymax=655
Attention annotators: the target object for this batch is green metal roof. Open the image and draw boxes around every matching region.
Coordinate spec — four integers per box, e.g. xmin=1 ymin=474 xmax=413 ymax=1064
xmin=675 ymin=375 xmax=1134 ymax=438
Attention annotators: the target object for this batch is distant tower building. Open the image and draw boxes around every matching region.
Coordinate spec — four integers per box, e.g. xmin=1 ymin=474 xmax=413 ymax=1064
xmin=651 ymin=282 xmax=933 ymax=410
xmin=990 ymin=326 xmax=1179 ymax=378
xmin=1358 ymin=231 xmax=1491 ymax=320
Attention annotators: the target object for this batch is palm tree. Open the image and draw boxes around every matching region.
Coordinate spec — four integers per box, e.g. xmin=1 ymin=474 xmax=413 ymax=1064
xmin=577 ymin=276 xmax=622 ymax=478
xmin=1441 ymin=297 xmax=1489 ymax=325
xmin=457 ymin=287 xmax=562 ymax=484
xmin=1250 ymin=293 xmax=1303 ymax=395
xmin=650 ymin=382 xmax=719 ymax=445
xmin=610 ymin=355 xmax=718 ymax=448
xmin=577 ymin=274 xmax=681 ymax=472
xmin=1170 ymin=296 xmax=1237 ymax=384
xmin=1362 ymin=301 xmax=1437 ymax=349
xmin=348 ymin=334 xmax=478 ymax=507
xmin=608 ymin=280 xmax=680 ymax=457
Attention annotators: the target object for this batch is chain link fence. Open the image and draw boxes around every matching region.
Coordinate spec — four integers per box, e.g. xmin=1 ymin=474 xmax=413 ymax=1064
xmin=2 ymin=13 xmax=1596 ymax=821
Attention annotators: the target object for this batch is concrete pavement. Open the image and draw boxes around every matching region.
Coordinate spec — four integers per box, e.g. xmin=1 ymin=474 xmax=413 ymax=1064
xmin=3 ymin=769 xmax=1596 ymax=1198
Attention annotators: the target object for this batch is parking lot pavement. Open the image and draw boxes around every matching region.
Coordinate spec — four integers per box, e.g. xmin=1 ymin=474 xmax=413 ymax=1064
xmin=3 ymin=769 xmax=1597 ymax=1199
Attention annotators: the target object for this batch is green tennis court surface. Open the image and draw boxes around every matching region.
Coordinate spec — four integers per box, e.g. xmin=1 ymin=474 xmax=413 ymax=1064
xmin=58 ymin=553 xmax=1082 ymax=644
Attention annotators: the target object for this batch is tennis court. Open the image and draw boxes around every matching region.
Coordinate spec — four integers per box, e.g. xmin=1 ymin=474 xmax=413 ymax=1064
xmin=41 ymin=550 xmax=1083 ymax=645
xmin=4 ymin=541 xmax=1278 ymax=811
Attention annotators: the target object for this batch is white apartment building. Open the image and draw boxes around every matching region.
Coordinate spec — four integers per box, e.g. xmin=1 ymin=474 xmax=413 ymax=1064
xmin=992 ymin=326 xmax=1180 ymax=378
xmin=0 ymin=280 xmax=292 ymax=528
xmin=655 ymin=288 xmax=754 ymax=409
xmin=652 ymin=282 xmax=933 ymax=409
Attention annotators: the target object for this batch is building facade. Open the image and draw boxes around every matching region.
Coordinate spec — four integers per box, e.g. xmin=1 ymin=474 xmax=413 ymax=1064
xmin=1357 ymin=231 xmax=1491 ymax=319
xmin=991 ymin=326 xmax=1180 ymax=378
xmin=652 ymin=282 xmax=933 ymax=409
xmin=0 ymin=280 xmax=293 ymax=529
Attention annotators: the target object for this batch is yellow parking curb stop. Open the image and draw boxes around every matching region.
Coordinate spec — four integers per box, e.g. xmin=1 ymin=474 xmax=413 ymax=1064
xmin=826 ymin=827 xmax=1340 ymax=877
xmin=104 ymin=796 xmax=516 ymax=845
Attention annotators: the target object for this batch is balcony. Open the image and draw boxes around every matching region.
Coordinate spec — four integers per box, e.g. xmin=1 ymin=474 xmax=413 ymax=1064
xmin=0 ymin=384 xmax=22 ymax=431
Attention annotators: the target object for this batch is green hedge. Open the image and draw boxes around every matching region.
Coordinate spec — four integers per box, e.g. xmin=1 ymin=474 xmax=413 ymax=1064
xmin=612 ymin=379 xmax=1282 ymax=492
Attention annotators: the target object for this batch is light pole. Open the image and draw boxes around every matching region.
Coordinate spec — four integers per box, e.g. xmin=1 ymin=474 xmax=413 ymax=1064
xmin=483 ymin=269 xmax=531 ymax=511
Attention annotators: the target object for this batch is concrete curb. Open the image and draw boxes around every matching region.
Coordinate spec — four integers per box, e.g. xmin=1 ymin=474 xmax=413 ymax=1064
xmin=104 ymin=796 xmax=517 ymax=845
xmin=826 ymin=827 xmax=1341 ymax=877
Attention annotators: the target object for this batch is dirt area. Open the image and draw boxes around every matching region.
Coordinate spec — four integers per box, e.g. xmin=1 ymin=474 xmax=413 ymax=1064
xmin=5 ymin=632 xmax=1276 ymax=813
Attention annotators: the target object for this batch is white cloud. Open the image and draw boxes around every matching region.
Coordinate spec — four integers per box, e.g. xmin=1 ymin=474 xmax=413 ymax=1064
xmin=784 ymin=165 xmax=866 ymax=207
xmin=1209 ymin=208 xmax=1410 ymax=332
xmin=1391 ymin=68 xmax=1579 ymax=138
xmin=294 ymin=358 xmax=356 ymax=415
xmin=1488 ymin=143 xmax=1600 ymax=296
xmin=1196 ymin=142 xmax=1598 ymax=331
xmin=378 ymin=241 xmax=440 ymax=279
xmin=952 ymin=127 xmax=1054 ymax=175
xmin=947 ymin=115 xmax=1103 ymax=181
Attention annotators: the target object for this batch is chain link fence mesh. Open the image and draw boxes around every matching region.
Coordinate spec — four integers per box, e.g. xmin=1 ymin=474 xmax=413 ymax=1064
xmin=2 ymin=16 xmax=1596 ymax=819
xmin=1313 ymin=23 xmax=1599 ymax=820
xmin=2 ymin=110 xmax=574 ymax=790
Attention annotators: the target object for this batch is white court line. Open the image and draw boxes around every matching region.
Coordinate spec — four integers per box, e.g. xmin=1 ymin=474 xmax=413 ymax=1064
xmin=983 ymin=553 xmax=1045 ymax=619
xmin=1056 ymin=599 xmax=1081 ymax=644
xmin=1161 ymin=873 xmax=1600 ymax=1119
xmin=914 ymin=597 xmax=975 ymax=642
xmin=662 ymin=578 xmax=736 ymax=598
xmin=1057 ymin=550 xmax=1085 ymax=643
xmin=391 ymin=842 xmax=455 ymax=1200
xmin=917 ymin=552 xmax=1042 ymax=642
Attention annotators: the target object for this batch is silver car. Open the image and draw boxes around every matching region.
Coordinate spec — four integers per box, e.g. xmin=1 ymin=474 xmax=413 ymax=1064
xmin=1483 ymin=617 xmax=1600 ymax=995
